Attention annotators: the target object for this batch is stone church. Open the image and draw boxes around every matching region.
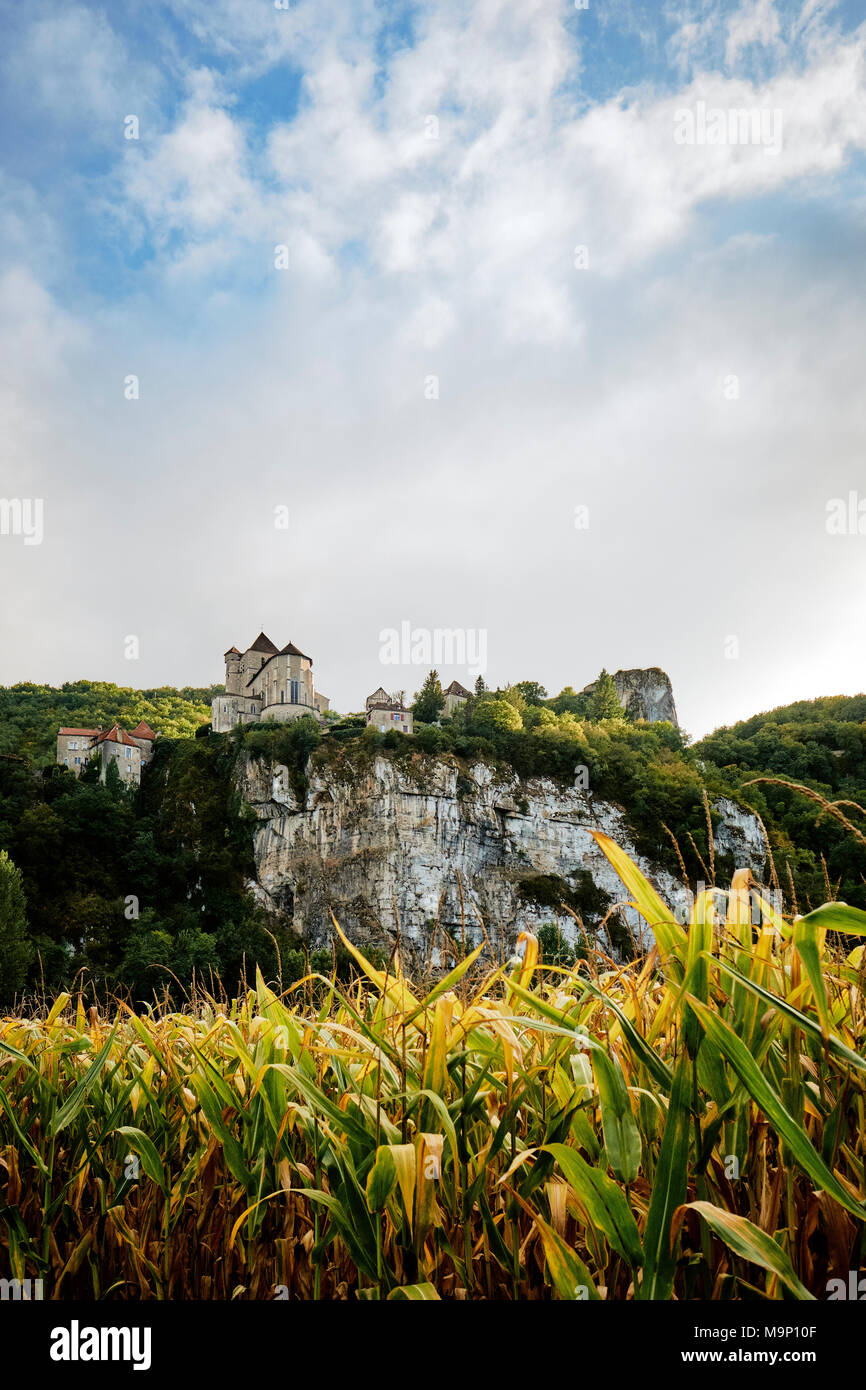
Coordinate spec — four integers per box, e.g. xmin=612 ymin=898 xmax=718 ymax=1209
xmin=212 ymin=632 xmax=330 ymax=732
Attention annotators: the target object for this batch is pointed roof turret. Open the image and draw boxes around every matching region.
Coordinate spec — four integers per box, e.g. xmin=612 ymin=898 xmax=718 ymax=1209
xmin=247 ymin=632 xmax=279 ymax=655
xmin=280 ymin=640 xmax=312 ymax=663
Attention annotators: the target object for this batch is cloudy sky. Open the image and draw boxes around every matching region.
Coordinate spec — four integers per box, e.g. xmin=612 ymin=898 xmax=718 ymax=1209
xmin=1 ymin=0 xmax=865 ymax=738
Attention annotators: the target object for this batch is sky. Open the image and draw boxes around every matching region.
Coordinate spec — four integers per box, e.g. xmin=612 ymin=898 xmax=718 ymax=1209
xmin=1 ymin=0 xmax=865 ymax=739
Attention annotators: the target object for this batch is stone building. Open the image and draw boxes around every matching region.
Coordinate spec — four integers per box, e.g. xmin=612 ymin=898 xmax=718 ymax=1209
xmin=365 ymin=688 xmax=413 ymax=734
xmin=442 ymin=680 xmax=472 ymax=718
xmin=212 ymin=632 xmax=330 ymax=733
xmin=56 ymin=720 xmax=156 ymax=785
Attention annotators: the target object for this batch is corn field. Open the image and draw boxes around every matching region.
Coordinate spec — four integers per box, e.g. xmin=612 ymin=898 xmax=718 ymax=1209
xmin=1 ymin=829 xmax=865 ymax=1300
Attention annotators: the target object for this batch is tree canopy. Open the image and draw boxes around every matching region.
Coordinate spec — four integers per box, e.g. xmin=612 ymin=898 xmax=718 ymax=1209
xmin=588 ymin=669 xmax=623 ymax=721
xmin=413 ymin=670 xmax=445 ymax=724
xmin=0 ymin=849 xmax=32 ymax=1003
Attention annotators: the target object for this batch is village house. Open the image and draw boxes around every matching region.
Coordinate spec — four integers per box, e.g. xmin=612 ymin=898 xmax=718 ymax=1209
xmin=442 ymin=680 xmax=472 ymax=718
xmin=56 ymin=721 xmax=156 ymax=785
xmin=365 ymin=688 xmax=413 ymax=734
xmin=212 ymin=632 xmax=330 ymax=733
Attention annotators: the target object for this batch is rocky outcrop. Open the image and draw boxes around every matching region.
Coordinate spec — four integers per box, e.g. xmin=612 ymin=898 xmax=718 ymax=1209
xmin=581 ymin=668 xmax=679 ymax=726
xmin=712 ymin=797 xmax=766 ymax=877
xmin=238 ymin=749 xmax=763 ymax=961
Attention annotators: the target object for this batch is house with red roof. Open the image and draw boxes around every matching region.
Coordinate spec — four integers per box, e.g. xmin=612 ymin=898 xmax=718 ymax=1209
xmin=56 ymin=719 xmax=157 ymax=785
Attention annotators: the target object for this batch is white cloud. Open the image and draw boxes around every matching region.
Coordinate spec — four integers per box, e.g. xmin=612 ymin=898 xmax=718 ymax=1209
xmin=123 ymin=97 xmax=257 ymax=242
xmin=725 ymin=0 xmax=783 ymax=68
xmin=4 ymin=3 xmax=163 ymax=136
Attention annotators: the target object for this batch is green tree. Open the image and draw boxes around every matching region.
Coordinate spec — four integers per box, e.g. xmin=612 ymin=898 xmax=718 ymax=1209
xmin=550 ymin=685 xmax=589 ymax=717
xmin=79 ymin=755 xmax=101 ymax=784
xmin=105 ymin=759 xmax=124 ymax=800
xmin=413 ymin=670 xmax=445 ymax=724
xmin=474 ymin=675 xmax=487 ymax=695
xmin=523 ymin=706 xmax=557 ymax=730
xmin=0 ymin=850 xmax=33 ymax=1001
xmin=472 ymin=699 xmax=523 ymax=734
xmin=589 ymin=669 xmax=623 ymax=722
xmin=499 ymin=685 xmax=528 ymax=714
xmin=536 ymin=921 xmax=577 ymax=968
xmin=514 ymin=681 xmax=548 ymax=705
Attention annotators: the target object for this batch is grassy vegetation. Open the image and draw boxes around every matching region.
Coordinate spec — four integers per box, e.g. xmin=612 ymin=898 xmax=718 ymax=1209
xmin=1 ymin=835 xmax=864 ymax=1301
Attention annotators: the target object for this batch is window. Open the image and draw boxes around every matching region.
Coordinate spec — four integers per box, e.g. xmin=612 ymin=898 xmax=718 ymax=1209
xmin=290 ymin=679 xmax=299 ymax=704
xmin=74 ymin=757 xmax=80 ymax=766
xmin=69 ymin=740 xmax=78 ymax=750
xmin=280 ymin=690 xmax=285 ymax=703
xmin=126 ymin=747 xmax=131 ymax=758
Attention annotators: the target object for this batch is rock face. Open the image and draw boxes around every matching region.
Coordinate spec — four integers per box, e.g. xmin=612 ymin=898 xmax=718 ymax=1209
xmin=712 ymin=797 xmax=766 ymax=877
xmin=238 ymin=749 xmax=763 ymax=960
xmin=581 ymin=668 xmax=679 ymax=726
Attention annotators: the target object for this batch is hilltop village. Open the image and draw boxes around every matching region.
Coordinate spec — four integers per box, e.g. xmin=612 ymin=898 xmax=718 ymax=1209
xmin=53 ymin=630 xmax=676 ymax=785
xmin=213 ymin=631 xmax=472 ymax=736
xmin=54 ymin=632 xmax=473 ymax=784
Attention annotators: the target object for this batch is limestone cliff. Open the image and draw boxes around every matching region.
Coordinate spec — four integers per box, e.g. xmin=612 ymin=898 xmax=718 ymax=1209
xmin=581 ymin=668 xmax=679 ymax=726
xmin=237 ymin=749 xmax=765 ymax=960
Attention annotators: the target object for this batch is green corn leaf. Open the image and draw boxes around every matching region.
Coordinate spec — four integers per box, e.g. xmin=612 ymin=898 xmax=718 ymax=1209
xmin=792 ymin=916 xmax=831 ymax=1039
xmin=0 ymin=1039 xmax=35 ymax=1070
xmin=50 ymin=1025 xmax=118 ymax=1135
xmin=544 ymin=1143 xmax=642 ymax=1269
xmin=686 ymin=996 xmax=866 ymax=1221
xmin=116 ymin=1125 xmax=166 ymax=1191
xmin=189 ymin=1070 xmax=253 ymax=1190
xmin=708 ymin=954 xmax=866 ymax=1075
xmin=365 ymin=1145 xmax=397 ymax=1213
xmin=535 ymin=1216 xmax=601 ymax=1300
xmin=592 ymin=1050 xmax=641 ymax=1184
xmin=684 ymin=890 xmax=714 ymax=1057
xmin=638 ymin=1054 xmax=693 ymax=1300
xmin=0 ymin=1081 xmax=50 ymax=1176
xmin=797 ymin=903 xmax=866 ymax=935
xmin=581 ymin=979 xmax=674 ymax=1093
xmin=685 ymin=1201 xmax=815 ymax=1301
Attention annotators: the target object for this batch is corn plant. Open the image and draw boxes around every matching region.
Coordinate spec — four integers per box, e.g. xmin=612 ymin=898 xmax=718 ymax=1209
xmin=1 ymin=829 xmax=864 ymax=1299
